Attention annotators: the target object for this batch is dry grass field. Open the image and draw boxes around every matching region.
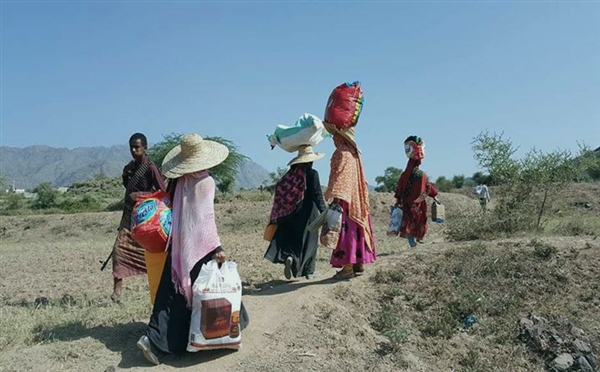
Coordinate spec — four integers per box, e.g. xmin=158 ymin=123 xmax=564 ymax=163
xmin=0 ymin=186 xmax=599 ymax=372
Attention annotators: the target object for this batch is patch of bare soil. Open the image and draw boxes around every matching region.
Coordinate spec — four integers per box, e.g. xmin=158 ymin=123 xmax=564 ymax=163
xmin=0 ymin=190 xmax=598 ymax=372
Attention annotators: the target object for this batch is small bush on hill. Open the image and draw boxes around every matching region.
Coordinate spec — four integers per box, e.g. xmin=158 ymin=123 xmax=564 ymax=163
xmin=32 ymin=183 xmax=59 ymax=210
xmin=5 ymin=193 xmax=25 ymax=210
xmin=447 ymin=132 xmax=586 ymax=241
xmin=59 ymin=195 xmax=103 ymax=213
xmin=374 ymin=167 xmax=402 ymax=193
xmin=434 ymin=176 xmax=454 ymax=192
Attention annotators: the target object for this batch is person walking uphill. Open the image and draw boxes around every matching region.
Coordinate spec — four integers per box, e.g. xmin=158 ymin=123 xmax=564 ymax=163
xmin=137 ymin=134 xmax=248 ymax=365
xmin=323 ymin=123 xmax=377 ymax=279
xmin=394 ymin=136 xmax=440 ymax=248
xmin=111 ymin=133 xmax=165 ymax=303
xmin=264 ymin=145 xmax=327 ymax=280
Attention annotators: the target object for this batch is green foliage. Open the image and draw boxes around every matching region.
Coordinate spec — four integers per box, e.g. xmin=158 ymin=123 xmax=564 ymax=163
xmin=268 ymin=167 xmax=287 ymax=184
xmin=147 ymin=133 xmax=182 ymax=167
xmin=434 ymin=176 xmax=454 ymax=192
xmin=372 ymin=268 xmax=405 ymax=284
xmin=59 ymin=195 xmax=102 ymax=213
xmin=471 ymin=171 xmax=493 ymax=186
xmin=472 ymin=131 xmax=520 ymax=184
xmin=216 ymin=177 xmax=234 ymax=194
xmin=371 ymin=305 xmax=409 ymax=351
xmin=260 ymin=167 xmax=287 ymax=194
xmin=375 ymin=167 xmax=402 ymax=192
xmin=69 ymin=176 xmax=122 ymax=198
xmin=451 ymin=174 xmax=465 ymax=189
xmin=0 ymin=174 xmax=7 ymax=189
xmin=5 ymin=193 xmax=25 ymax=210
xmin=576 ymin=145 xmax=600 ymax=181
xmin=106 ymin=199 xmax=125 ymax=212
xmin=148 ymin=133 xmax=248 ymax=193
xmin=470 ymin=131 xmax=583 ymax=232
xmin=32 ymin=182 xmax=59 ymax=209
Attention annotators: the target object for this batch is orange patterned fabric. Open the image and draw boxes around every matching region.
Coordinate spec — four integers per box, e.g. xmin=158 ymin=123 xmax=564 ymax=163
xmin=325 ymin=134 xmax=374 ymax=251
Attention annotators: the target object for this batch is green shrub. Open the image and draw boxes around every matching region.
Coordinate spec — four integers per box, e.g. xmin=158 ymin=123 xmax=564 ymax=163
xmin=32 ymin=183 xmax=59 ymax=209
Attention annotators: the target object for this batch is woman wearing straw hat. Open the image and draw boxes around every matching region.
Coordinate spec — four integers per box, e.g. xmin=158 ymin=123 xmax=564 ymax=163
xmin=323 ymin=123 xmax=377 ymax=279
xmin=264 ymin=145 xmax=327 ymax=280
xmin=137 ymin=134 xmax=249 ymax=365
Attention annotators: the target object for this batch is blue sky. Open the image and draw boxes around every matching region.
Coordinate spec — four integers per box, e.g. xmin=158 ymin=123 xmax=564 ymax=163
xmin=2 ymin=1 xmax=599 ymax=185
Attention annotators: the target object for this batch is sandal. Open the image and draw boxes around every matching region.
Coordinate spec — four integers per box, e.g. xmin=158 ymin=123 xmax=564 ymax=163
xmin=284 ymin=257 xmax=293 ymax=280
xmin=110 ymin=293 xmax=121 ymax=304
xmin=333 ymin=267 xmax=355 ymax=280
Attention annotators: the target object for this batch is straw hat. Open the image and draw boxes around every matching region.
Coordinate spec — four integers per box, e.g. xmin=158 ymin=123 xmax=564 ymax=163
xmin=161 ymin=133 xmax=229 ymax=179
xmin=287 ymin=145 xmax=325 ymax=166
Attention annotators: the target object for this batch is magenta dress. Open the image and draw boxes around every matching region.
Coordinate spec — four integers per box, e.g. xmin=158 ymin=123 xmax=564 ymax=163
xmin=330 ymin=200 xmax=377 ymax=268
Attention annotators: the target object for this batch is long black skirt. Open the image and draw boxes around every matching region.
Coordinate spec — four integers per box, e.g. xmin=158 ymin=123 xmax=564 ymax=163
xmin=146 ymin=249 xmax=249 ymax=354
xmin=264 ymin=201 xmax=320 ymax=278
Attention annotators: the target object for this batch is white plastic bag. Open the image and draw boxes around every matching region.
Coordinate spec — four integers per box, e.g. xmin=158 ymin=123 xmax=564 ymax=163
xmin=320 ymin=203 xmax=343 ymax=249
xmin=187 ymin=260 xmax=242 ymax=352
xmin=386 ymin=205 xmax=403 ymax=235
xmin=267 ymin=113 xmax=328 ymax=153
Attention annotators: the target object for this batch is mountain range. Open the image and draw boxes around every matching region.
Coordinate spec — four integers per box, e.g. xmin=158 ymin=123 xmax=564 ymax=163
xmin=0 ymin=145 xmax=271 ymax=190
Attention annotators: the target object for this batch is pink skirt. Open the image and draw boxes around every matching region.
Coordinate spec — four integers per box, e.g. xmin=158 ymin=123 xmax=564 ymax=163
xmin=330 ymin=202 xmax=377 ymax=268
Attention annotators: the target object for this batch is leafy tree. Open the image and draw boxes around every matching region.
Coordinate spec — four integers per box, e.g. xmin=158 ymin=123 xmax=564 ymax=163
xmin=434 ymin=176 xmax=454 ymax=192
xmin=471 ymin=131 xmax=520 ymax=185
xmin=472 ymin=131 xmax=582 ymax=230
xmin=260 ymin=167 xmax=287 ymax=194
xmin=269 ymin=167 xmax=287 ymax=183
xmin=374 ymin=167 xmax=402 ymax=192
xmin=216 ymin=177 xmax=234 ymax=194
xmin=575 ymin=145 xmax=600 ymax=181
xmin=32 ymin=182 xmax=59 ymax=209
xmin=148 ymin=133 xmax=248 ymax=193
xmin=451 ymin=175 xmax=465 ymax=189
xmin=471 ymin=171 xmax=493 ymax=186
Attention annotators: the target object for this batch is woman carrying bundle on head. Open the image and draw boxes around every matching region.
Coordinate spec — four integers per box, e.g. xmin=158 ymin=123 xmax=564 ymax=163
xmin=394 ymin=136 xmax=440 ymax=248
xmin=323 ymin=123 xmax=377 ymax=279
xmin=136 ymin=134 xmax=249 ymax=365
xmin=320 ymin=81 xmax=376 ymax=280
xmin=264 ymin=145 xmax=327 ymax=280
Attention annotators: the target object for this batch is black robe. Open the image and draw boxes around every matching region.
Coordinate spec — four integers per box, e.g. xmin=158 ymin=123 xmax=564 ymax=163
xmin=264 ymin=168 xmax=327 ymax=277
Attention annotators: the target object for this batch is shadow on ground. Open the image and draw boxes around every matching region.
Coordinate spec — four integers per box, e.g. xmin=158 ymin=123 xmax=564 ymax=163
xmin=244 ymin=276 xmax=351 ymax=297
xmin=32 ymin=320 xmax=237 ymax=369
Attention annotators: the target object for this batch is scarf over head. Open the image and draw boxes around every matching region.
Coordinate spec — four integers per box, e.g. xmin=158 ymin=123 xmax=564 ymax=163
xmin=324 ymin=131 xmax=374 ymax=251
xmin=323 ymin=122 xmax=360 ymax=153
xmin=169 ymin=170 xmax=221 ymax=307
xmin=395 ymin=158 xmax=429 ymax=205
xmin=395 ymin=136 xmax=429 ymax=205
xmin=268 ymin=165 xmax=307 ymax=224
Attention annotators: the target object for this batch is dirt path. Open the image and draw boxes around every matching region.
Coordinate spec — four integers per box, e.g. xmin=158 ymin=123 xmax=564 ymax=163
xmin=148 ymin=276 xmax=338 ymax=372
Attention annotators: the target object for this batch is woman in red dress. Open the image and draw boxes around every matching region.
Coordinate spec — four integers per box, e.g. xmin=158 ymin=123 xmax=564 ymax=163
xmin=394 ymin=136 xmax=440 ymax=247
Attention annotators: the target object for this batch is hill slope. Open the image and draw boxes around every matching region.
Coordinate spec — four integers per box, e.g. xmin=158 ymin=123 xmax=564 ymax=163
xmin=0 ymin=188 xmax=598 ymax=371
xmin=0 ymin=145 xmax=270 ymax=190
